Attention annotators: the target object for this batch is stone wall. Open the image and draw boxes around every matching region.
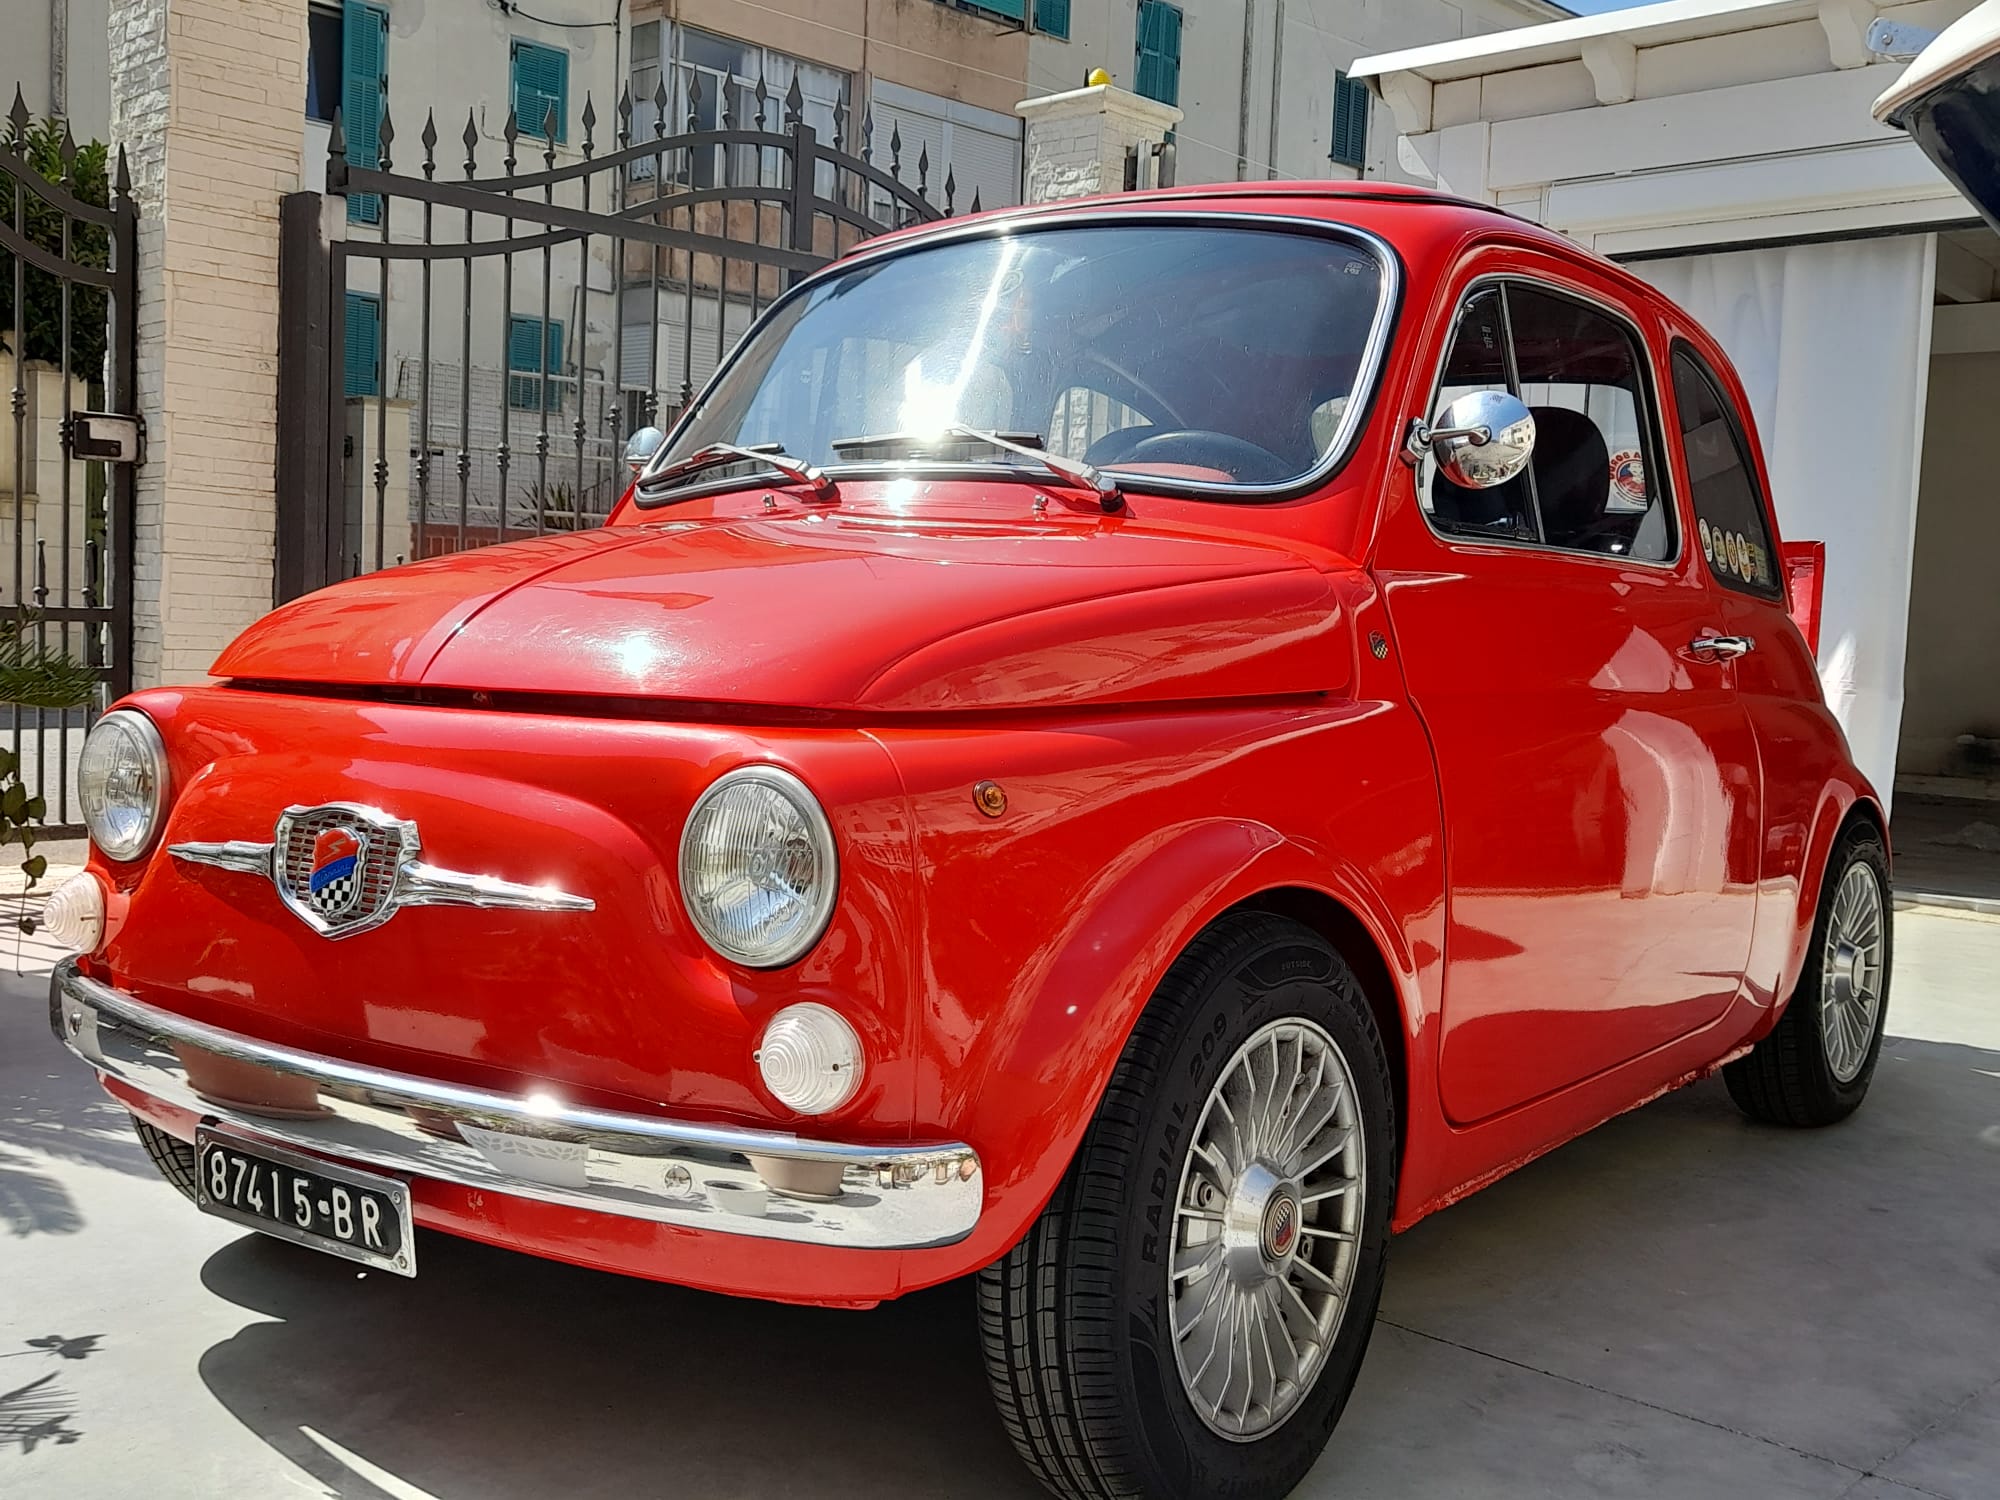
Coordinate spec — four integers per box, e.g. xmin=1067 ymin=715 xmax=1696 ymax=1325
xmin=109 ymin=0 xmax=305 ymax=686
xmin=1016 ymin=84 xmax=1181 ymax=205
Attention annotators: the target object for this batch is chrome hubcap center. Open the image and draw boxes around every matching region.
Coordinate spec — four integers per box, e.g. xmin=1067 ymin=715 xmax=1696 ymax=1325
xmin=1261 ymin=1191 xmax=1300 ymax=1261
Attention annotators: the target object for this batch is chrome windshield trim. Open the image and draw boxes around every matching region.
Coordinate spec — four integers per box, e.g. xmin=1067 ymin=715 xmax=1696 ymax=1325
xmin=50 ymin=960 xmax=981 ymax=1251
xmin=637 ymin=208 xmax=1405 ymax=507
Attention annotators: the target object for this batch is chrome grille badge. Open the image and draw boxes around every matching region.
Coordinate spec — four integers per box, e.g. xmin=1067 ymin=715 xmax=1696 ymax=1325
xmin=171 ymin=802 xmax=593 ymax=939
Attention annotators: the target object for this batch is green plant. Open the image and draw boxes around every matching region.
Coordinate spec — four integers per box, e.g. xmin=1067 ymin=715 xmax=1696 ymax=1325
xmin=0 ymin=617 xmax=96 ymax=928
xmin=0 ymin=108 xmax=112 ymax=378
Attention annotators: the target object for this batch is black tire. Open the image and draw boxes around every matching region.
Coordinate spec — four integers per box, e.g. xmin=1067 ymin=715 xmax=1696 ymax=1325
xmin=978 ymin=912 xmax=1397 ymax=1500
xmin=134 ymin=1116 xmax=200 ymax=1202
xmin=1724 ymin=823 xmax=1892 ymax=1127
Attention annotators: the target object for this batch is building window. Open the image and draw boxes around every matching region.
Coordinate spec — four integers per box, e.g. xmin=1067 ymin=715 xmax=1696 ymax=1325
xmin=343 ymin=291 xmax=381 ymax=398
xmin=512 ymin=39 xmax=570 ymax=143
xmin=508 ymin=315 xmax=565 ymax=411
xmin=1135 ymin=2 xmax=1182 ymax=108
xmin=950 ymin=0 xmax=1025 ymax=21
xmin=341 ymin=0 xmax=388 ymax=225
xmin=1331 ymin=70 xmax=1369 ymax=170
xmin=1034 ymin=0 xmax=1070 ymax=39
xmin=306 ymin=5 xmax=342 ymax=123
xmin=628 ymin=22 xmax=849 ymax=189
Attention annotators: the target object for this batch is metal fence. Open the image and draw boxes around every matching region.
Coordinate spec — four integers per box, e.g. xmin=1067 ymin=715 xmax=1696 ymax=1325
xmin=276 ymin=72 xmax=971 ymax=601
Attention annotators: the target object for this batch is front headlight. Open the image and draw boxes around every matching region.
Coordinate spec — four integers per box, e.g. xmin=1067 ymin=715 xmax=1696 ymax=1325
xmin=78 ymin=709 xmax=168 ymax=861
xmin=678 ymin=765 xmax=838 ymax=968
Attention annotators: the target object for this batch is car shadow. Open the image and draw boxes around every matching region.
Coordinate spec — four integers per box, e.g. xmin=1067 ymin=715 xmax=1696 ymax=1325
xmin=195 ymin=1232 xmax=1045 ymax=1500
xmin=187 ymin=1032 xmax=2000 ymax=1499
xmin=0 ymin=975 xmax=156 ymax=1238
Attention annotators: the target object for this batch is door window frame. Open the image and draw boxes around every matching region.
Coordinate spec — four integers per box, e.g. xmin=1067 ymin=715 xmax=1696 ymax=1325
xmin=1665 ymin=338 xmax=1786 ymax=602
xmin=1411 ymin=270 xmax=1682 ymax=572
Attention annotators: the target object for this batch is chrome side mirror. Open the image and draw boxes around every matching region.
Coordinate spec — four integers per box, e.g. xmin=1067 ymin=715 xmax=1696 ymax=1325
xmin=623 ymin=426 xmax=666 ymax=475
xmin=1408 ymin=390 xmax=1536 ymax=489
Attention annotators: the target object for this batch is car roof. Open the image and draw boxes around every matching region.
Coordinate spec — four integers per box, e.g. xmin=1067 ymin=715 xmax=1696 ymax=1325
xmin=850 ymin=179 xmax=1565 ymax=261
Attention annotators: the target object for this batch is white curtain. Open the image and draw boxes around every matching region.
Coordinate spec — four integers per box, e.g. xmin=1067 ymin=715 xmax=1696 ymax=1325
xmin=1633 ymin=236 xmax=1936 ymax=811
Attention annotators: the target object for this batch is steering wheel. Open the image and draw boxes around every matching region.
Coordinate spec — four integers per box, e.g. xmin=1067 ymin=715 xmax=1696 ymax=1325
xmin=1114 ymin=429 xmax=1297 ymax=484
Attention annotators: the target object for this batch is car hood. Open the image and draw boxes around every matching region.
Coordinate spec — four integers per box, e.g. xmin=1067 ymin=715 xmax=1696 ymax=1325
xmin=212 ymin=512 xmax=1353 ymax=711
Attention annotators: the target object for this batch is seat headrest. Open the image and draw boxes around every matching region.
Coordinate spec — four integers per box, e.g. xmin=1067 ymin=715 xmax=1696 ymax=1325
xmin=1528 ymin=405 xmax=1611 ymax=539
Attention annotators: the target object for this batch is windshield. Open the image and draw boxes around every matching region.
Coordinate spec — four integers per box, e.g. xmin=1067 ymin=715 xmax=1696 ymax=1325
xmin=643 ymin=221 xmax=1391 ymax=500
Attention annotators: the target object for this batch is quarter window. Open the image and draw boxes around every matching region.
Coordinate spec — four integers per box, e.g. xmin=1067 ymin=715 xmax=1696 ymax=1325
xmin=1671 ymin=346 xmax=1780 ymax=596
xmin=1421 ymin=280 xmax=1676 ymax=564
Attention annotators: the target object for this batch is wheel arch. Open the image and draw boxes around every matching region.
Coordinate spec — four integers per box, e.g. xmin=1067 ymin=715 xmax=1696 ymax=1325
xmin=933 ymin=826 xmax=1439 ymax=1286
xmin=1219 ymin=885 xmax=1411 ymax=1165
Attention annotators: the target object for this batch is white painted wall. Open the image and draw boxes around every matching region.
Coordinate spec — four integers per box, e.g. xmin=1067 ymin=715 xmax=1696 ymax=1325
xmin=1027 ymin=0 xmax=1560 ymax=185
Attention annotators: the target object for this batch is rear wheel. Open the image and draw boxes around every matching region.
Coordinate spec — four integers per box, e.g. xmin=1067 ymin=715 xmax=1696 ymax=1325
xmin=133 ymin=1116 xmax=200 ymax=1202
xmin=978 ymin=913 xmax=1396 ymax=1500
xmin=1724 ymin=823 xmax=1892 ymax=1127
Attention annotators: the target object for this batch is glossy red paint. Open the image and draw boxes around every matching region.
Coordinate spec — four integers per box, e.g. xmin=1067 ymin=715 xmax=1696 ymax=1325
xmin=79 ymin=182 xmax=1881 ymax=1303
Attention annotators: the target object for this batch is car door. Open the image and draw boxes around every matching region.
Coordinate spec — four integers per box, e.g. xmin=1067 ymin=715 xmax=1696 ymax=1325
xmin=1374 ymin=263 xmax=1764 ymax=1126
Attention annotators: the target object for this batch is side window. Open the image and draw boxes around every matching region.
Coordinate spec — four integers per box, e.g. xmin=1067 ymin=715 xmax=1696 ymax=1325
xmin=1671 ymin=346 xmax=1781 ymax=597
xmin=1507 ymin=286 xmax=1675 ymax=563
xmin=1422 ymin=280 xmax=1675 ymax=563
xmin=1424 ymin=288 xmax=1536 ymax=540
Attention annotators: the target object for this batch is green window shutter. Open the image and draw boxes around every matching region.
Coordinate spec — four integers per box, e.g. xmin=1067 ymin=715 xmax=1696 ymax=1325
xmin=1034 ymin=0 xmax=1069 ymax=39
xmin=343 ymin=291 xmax=381 ymax=397
xmin=1135 ymin=2 xmax=1182 ymax=108
xmin=342 ymin=1 xmax=387 ymax=225
xmin=507 ymin=316 xmax=564 ymax=410
xmin=511 ymin=40 xmax=569 ymax=143
xmin=1331 ymin=71 xmax=1370 ymax=169
xmin=966 ymin=0 xmax=1025 ymax=20
xmin=543 ymin=318 xmax=564 ymax=410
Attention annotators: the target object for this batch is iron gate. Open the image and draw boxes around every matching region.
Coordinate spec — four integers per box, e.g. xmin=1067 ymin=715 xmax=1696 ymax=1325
xmin=1 ymin=89 xmax=139 ymax=837
xmin=277 ymin=74 xmax=973 ymax=600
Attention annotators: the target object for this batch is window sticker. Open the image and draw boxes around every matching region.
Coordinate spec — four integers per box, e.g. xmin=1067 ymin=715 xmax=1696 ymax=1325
xmin=1609 ymin=450 xmax=1647 ymax=505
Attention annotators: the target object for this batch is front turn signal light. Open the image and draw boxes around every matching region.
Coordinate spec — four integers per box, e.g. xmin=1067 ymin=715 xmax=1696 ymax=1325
xmin=755 ymin=1002 xmax=863 ymax=1115
xmin=42 ymin=871 xmax=106 ymax=953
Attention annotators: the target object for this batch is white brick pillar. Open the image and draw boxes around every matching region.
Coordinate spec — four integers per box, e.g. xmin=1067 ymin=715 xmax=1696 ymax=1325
xmin=109 ymin=0 xmax=305 ymax=687
xmin=1016 ymin=84 xmax=1183 ymax=205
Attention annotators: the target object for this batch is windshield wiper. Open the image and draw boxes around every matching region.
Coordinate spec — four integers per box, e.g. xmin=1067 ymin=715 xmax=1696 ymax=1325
xmin=830 ymin=426 xmax=1124 ymax=512
xmin=642 ymin=441 xmax=836 ymax=499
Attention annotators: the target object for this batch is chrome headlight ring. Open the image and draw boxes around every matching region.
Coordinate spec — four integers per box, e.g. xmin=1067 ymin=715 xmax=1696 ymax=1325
xmin=78 ymin=708 xmax=169 ymax=862
xmin=678 ymin=764 xmax=839 ymax=969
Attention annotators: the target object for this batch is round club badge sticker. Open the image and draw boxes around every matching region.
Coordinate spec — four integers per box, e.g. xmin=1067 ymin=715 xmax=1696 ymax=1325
xmin=1699 ymin=518 xmax=1714 ymax=563
xmin=1609 ymin=450 xmax=1647 ymax=505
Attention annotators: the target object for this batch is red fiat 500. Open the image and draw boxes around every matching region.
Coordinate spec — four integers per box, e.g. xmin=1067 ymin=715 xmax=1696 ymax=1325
xmin=46 ymin=183 xmax=1890 ymax=1500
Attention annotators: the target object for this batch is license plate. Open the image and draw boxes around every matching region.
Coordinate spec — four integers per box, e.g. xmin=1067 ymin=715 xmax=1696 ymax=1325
xmin=195 ymin=1126 xmax=415 ymax=1276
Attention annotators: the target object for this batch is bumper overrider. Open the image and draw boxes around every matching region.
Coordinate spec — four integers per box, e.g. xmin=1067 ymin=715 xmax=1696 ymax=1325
xmin=50 ymin=960 xmax=981 ymax=1251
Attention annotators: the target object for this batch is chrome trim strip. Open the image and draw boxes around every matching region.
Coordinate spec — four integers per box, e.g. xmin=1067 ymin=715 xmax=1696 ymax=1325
xmin=170 ymin=801 xmax=595 ymax=940
xmin=168 ymin=838 xmax=274 ymax=876
xmin=636 ymin=207 xmax=1405 ymax=507
xmin=50 ymin=960 xmax=981 ymax=1250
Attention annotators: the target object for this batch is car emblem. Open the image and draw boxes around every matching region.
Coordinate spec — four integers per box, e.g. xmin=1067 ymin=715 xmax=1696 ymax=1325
xmin=170 ymin=802 xmax=593 ymax=940
xmin=307 ymin=825 xmax=366 ymax=918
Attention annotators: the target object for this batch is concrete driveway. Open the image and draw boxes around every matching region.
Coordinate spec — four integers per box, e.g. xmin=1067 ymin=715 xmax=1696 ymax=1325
xmin=3 ymin=908 xmax=1997 ymax=1500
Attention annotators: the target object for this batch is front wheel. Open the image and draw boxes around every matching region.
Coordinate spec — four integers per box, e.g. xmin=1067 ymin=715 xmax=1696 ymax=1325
xmin=978 ymin=913 xmax=1396 ymax=1500
xmin=1724 ymin=822 xmax=1893 ymax=1127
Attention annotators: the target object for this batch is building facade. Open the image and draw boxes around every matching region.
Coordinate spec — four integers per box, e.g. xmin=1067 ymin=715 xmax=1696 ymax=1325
xmin=1024 ymin=0 xmax=1567 ymax=185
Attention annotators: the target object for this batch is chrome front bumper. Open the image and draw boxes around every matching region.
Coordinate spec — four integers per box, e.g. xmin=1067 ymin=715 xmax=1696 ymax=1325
xmin=50 ymin=960 xmax=980 ymax=1250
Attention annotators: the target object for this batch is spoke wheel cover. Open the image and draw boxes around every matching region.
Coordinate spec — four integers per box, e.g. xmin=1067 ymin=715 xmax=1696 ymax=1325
xmin=1168 ymin=1016 xmax=1365 ymax=1442
xmin=1820 ymin=861 xmax=1886 ymax=1084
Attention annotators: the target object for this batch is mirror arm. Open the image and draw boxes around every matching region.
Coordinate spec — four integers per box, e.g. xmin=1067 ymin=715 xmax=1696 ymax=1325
xmin=1401 ymin=417 xmax=1496 ymax=466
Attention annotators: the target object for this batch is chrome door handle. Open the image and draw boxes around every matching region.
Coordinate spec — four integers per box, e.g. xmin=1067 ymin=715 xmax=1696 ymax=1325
xmin=1687 ymin=634 xmax=1755 ymax=660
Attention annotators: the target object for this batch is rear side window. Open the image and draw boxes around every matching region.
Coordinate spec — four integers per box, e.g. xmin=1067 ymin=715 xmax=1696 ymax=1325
xmin=1670 ymin=347 xmax=1781 ymax=597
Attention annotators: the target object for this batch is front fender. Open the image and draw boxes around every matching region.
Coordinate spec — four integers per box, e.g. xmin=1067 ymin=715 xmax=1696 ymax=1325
xmin=875 ymin=696 xmax=1446 ymax=1290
